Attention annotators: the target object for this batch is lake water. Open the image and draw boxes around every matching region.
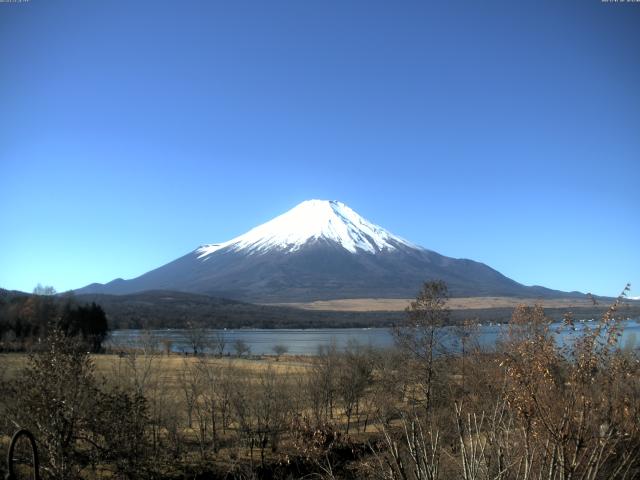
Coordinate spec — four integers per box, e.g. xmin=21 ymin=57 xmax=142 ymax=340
xmin=108 ymin=318 xmax=640 ymax=356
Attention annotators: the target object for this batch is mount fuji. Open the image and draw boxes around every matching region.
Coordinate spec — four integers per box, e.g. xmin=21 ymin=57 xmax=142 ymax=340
xmin=76 ymin=200 xmax=578 ymax=302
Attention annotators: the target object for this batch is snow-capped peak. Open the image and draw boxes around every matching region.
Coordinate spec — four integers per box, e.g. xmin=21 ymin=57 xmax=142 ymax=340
xmin=196 ymin=199 xmax=417 ymax=258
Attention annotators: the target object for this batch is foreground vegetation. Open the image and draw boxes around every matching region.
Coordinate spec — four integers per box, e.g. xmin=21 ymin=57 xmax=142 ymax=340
xmin=0 ymin=282 xmax=639 ymax=479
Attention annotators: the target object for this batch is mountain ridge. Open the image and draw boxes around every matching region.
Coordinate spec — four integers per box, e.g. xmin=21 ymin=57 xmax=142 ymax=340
xmin=76 ymin=200 xmax=584 ymax=302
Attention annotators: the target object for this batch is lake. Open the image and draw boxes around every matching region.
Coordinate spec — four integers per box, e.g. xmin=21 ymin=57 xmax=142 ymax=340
xmin=107 ymin=318 xmax=640 ymax=356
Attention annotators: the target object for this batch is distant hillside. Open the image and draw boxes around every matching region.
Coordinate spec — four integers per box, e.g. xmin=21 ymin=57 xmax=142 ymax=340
xmin=3 ymin=287 xmax=637 ymax=331
xmin=74 ymin=290 xmax=640 ymax=330
xmin=74 ymin=290 xmax=402 ymax=329
xmin=0 ymin=288 xmax=28 ymax=300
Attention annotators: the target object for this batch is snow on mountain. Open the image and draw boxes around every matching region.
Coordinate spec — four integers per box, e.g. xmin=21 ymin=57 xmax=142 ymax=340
xmin=196 ymin=199 xmax=417 ymax=258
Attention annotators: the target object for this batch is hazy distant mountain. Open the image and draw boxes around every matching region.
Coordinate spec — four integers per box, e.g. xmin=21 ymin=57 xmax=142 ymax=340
xmin=76 ymin=200 xmax=582 ymax=302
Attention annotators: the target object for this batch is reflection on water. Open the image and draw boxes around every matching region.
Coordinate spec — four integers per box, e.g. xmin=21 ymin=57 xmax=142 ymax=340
xmin=108 ymin=318 xmax=640 ymax=356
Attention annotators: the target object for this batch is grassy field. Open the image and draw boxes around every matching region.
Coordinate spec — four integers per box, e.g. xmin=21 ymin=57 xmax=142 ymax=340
xmin=267 ymin=296 xmax=604 ymax=311
xmin=1 ymin=351 xmax=313 ymax=382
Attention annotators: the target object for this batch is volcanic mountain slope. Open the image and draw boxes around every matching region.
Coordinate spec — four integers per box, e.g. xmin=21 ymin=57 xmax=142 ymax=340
xmin=76 ymin=200 xmax=581 ymax=302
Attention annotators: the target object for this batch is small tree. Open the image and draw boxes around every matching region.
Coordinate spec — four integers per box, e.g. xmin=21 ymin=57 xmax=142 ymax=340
xmin=185 ymin=321 xmax=206 ymax=355
xmin=308 ymin=341 xmax=339 ymax=424
xmin=160 ymin=338 xmax=173 ymax=356
xmin=452 ymin=318 xmax=480 ymax=395
xmin=336 ymin=341 xmax=373 ymax=433
xmin=213 ymin=330 xmax=226 ymax=356
xmin=231 ymin=367 xmax=291 ymax=466
xmin=272 ymin=344 xmax=288 ymax=360
xmin=393 ymin=280 xmax=449 ymax=412
xmin=91 ymin=388 xmax=149 ymax=479
xmin=33 ymin=283 xmax=56 ymax=296
xmin=5 ymin=329 xmax=99 ymax=479
xmin=233 ymin=339 xmax=251 ymax=357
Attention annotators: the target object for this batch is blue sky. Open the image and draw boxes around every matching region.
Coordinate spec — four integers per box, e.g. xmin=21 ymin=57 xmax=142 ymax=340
xmin=1 ymin=0 xmax=638 ymax=297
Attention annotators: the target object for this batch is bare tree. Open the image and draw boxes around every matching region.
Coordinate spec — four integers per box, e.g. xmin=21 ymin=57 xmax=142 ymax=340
xmin=160 ymin=338 xmax=173 ymax=356
xmin=178 ymin=358 xmax=201 ymax=429
xmin=231 ymin=366 xmax=292 ymax=466
xmin=371 ymin=410 xmax=441 ymax=480
xmin=452 ymin=318 xmax=480 ymax=395
xmin=308 ymin=341 xmax=339 ymax=425
xmin=111 ymin=330 xmax=161 ymax=397
xmin=213 ymin=330 xmax=226 ymax=357
xmin=185 ymin=321 xmax=206 ymax=355
xmin=233 ymin=339 xmax=251 ymax=357
xmin=336 ymin=341 xmax=373 ymax=434
xmin=272 ymin=343 xmax=288 ymax=360
xmin=33 ymin=283 xmax=57 ymax=296
xmin=193 ymin=356 xmax=228 ymax=454
xmin=393 ymin=280 xmax=449 ymax=412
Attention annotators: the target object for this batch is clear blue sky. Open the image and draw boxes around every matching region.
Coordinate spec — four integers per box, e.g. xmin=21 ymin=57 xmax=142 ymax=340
xmin=1 ymin=0 xmax=638 ymax=298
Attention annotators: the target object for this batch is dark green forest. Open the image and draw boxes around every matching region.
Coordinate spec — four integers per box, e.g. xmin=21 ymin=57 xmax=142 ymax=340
xmin=0 ymin=289 xmax=108 ymax=352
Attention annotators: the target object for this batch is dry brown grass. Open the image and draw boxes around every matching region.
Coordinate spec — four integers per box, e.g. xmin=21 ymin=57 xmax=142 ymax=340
xmin=1 ymin=352 xmax=313 ymax=384
xmin=266 ymin=296 xmax=597 ymax=311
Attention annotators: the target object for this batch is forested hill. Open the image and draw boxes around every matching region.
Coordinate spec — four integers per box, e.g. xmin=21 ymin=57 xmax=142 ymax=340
xmin=76 ymin=290 xmax=640 ymax=330
xmin=74 ymin=290 xmax=402 ymax=329
xmin=0 ymin=288 xmax=109 ymax=351
xmin=3 ymin=288 xmax=638 ymax=332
